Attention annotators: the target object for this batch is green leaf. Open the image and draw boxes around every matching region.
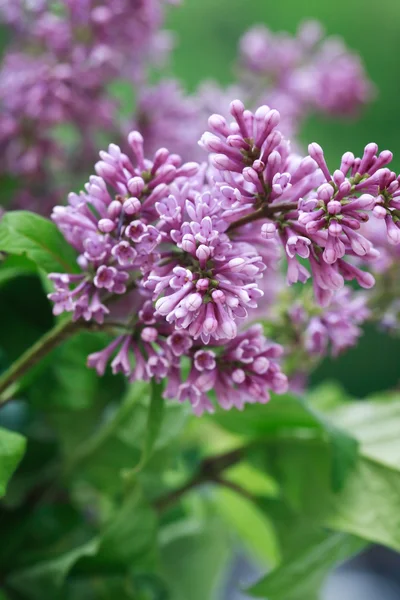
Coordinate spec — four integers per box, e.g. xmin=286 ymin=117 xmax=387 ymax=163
xmin=248 ymin=531 xmax=364 ymax=599
xmin=326 ymin=457 xmax=400 ymax=551
xmin=214 ymin=487 xmax=280 ymax=566
xmin=0 ymin=426 xmax=26 ymax=497
xmin=7 ymin=489 xmax=157 ymax=597
xmin=91 ymin=488 xmax=157 ymax=570
xmin=0 ymin=211 xmax=79 ymax=273
xmin=216 ymin=394 xmax=358 ymax=491
xmin=214 ymin=394 xmax=320 ymax=437
xmin=328 ymin=425 xmax=359 ymax=492
xmin=0 ymin=254 xmax=37 ymax=286
xmin=330 ymin=394 xmax=400 ymax=469
xmin=267 ymin=437 xmax=400 ymax=552
xmin=7 ymin=539 xmax=100 ymax=600
xmin=140 ymin=379 xmax=165 ymax=467
xmin=160 ymin=510 xmax=231 ymax=600
xmin=123 ymin=379 xmax=165 ymax=481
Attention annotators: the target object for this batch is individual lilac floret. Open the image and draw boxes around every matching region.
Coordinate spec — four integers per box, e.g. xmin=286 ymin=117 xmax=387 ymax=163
xmin=166 ymin=325 xmax=288 ymax=415
xmin=48 ymin=131 xmax=199 ymax=321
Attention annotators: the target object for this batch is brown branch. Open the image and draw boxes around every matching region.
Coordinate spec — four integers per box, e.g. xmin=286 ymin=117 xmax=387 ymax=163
xmin=227 ymin=201 xmax=298 ymax=232
xmin=154 ymin=448 xmax=243 ymax=512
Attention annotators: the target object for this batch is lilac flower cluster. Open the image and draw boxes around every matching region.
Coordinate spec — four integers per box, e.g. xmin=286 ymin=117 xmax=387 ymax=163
xmin=47 ymin=125 xmax=290 ymax=414
xmin=201 ymin=101 xmax=400 ymax=307
xmin=288 ymin=289 xmax=370 ymax=357
xmin=46 ymin=96 xmax=400 ymax=413
xmin=0 ymin=0 xmax=176 ymax=212
xmin=238 ymin=21 xmax=372 ymax=135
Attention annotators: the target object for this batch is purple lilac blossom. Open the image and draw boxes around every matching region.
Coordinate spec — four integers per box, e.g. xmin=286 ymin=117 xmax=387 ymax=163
xmin=238 ymin=20 xmax=373 ymax=133
xmin=45 ymin=100 xmax=400 ymax=412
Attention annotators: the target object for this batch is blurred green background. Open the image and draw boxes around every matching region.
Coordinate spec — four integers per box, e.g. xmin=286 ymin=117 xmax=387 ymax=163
xmin=166 ymin=0 xmax=400 ymax=396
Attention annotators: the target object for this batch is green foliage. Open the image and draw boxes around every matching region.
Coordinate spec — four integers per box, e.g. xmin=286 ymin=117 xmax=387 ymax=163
xmin=215 ymin=393 xmax=359 ymax=491
xmin=0 ymin=255 xmax=37 ymax=287
xmin=0 ymin=211 xmax=79 ymax=274
xmin=160 ymin=508 xmax=231 ymax=600
xmin=248 ymin=531 xmax=365 ymax=599
xmin=0 ymin=426 xmax=26 ymax=496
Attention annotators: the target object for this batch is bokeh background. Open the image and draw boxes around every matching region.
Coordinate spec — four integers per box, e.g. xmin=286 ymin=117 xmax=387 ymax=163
xmin=166 ymin=0 xmax=400 ymax=398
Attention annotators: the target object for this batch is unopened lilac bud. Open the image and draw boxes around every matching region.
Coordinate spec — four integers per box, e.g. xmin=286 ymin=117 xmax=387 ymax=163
xmin=252 ymin=159 xmax=265 ymax=173
xmin=212 ymin=154 xmax=242 ymax=172
xmin=333 ymin=170 xmax=345 ymax=186
xmin=340 ymin=151 xmax=355 ymax=174
xmin=196 ymin=278 xmax=209 ymax=291
xmin=108 ymin=200 xmax=122 ymax=219
xmin=196 ymin=244 xmax=211 ymax=265
xmin=200 ymin=132 xmax=224 ymax=153
xmin=318 ymin=183 xmax=334 ymax=202
xmin=373 ymin=205 xmax=386 ymax=219
xmin=230 ymin=98 xmax=245 ymax=119
xmin=123 ymin=197 xmax=141 ymax=215
xmin=306 ymin=219 xmax=324 ymax=234
xmin=153 ymin=164 xmax=176 ymax=185
xmin=177 ymin=162 xmax=199 ymax=177
xmin=152 ymin=148 xmax=170 ymax=171
xmin=359 ymin=142 xmax=378 ymax=173
xmin=185 ymin=292 xmax=203 ymax=311
xmin=98 ymin=218 xmax=116 ymax=233
xmin=208 ymin=113 xmax=230 ymax=136
xmin=204 ymin=303 xmax=218 ymax=334
xmin=181 ymin=234 xmax=196 ymax=254
xmin=261 ymin=222 xmax=277 ymax=239
xmin=252 ymin=356 xmax=270 ymax=374
xmin=230 ymin=99 xmax=248 ymax=137
xmin=95 ymin=161 xmax=116 ymax=179
xmin=328 ymin=221 xmax=342 ymax=236
xmin=327 ymin=200 xmax=341 ymax=215
xmin=254 ymin=104 xmax=271 ymax=120
xmin=308 ymin=142 xmax=331 ymax=181
xmin=338 ymin=180 xmax=352 ymax=197
xmin=386 ymin=215 xmax=400 ymax=244
xmin=348 ymin=194 xmax=375 ymax=211
xmin=227 ymin=134 xmax=248 ymax=149
xmin=127 ymin=176 xmax=145 ymax=196
xmin=243 ymin=167 xmax=260 ymax=184
xmin=141 ymin=327 xmax=158 ymax=343
xmin=221 ymin=318 xmax=237 ymax=339
xmin=128 ymin=130 xmax=144 ymax=155
xmin=212 ymin=289 xmax=225 ymax=304
xmin=232 ymin=368 xmax=246 ymax=384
